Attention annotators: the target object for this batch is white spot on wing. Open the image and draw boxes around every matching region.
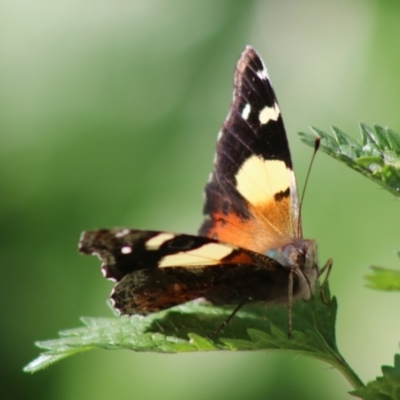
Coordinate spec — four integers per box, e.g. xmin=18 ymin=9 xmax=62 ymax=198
xmin=121 ymin=246 xmax=132 ymax=254
xmin=108 ymin=295 xmax=120 ymax=312
xmin=115 ymin=229 xmax=130 ymax=238
xmin=256 ymin=67 xmax=269 ymax=80
xmin=145 ymin=233 xmax=175 ymax=250
xmin=102 ymin=267 xmax=117 ymax=281
xmin=241 ymin=103 xmax=251 ymax=120
xmin=236 ymin=156 xmax=289 ymax=205
xmin=259 ymin=103 xmax=280 ymax=125
xmin=159 ymin=243 xmax=234 ymax=268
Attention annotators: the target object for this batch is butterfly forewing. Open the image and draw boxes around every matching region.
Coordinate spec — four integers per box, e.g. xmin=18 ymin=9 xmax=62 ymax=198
xmin=200 ymin=46 xmax=301 ymax=253
xmin=79 ymin=229 xmax=256 ymax=279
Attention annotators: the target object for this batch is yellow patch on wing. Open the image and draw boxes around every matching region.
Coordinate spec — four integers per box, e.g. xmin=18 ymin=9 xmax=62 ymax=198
xmin=236 ymin=156 xmax=290 ymax=206
xmin=259 ymin=103 xmax=280 ymax=125
xmin=159 ymin=243 xmax=234 ymax=268
xmin=145 ymin=233 xmax=175 ymax=250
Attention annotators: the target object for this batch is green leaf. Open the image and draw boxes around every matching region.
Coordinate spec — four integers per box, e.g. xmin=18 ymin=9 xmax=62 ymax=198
xmin=365 ymin=267 xmax=400 ymax=292
xmin=298 ymin=124 xmax=400 ymax=197
xmin=364 ymin=251 xmax=400 ymax=292
xmin=351 ymin=354 xmax=400 ymax=399
xmin=24 ymin=286 xmax=362 ymax=390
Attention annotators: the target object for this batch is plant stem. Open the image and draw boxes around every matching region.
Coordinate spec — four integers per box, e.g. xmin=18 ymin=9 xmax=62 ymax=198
xmin=329 ymin=354 xmax=365 ymax=390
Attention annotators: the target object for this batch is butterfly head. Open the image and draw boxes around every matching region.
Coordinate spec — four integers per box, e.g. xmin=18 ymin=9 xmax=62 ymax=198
xmin=266 ymin=239 xmax=318 ymax=298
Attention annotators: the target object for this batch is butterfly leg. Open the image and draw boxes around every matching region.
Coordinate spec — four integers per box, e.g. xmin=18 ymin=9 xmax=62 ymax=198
xmin=287 ymin=269 xmax=294 ymax=339
xmin=208 ymin=297 xmax=249 ymax=338
xmin=318 ymin=258 xmax=333 ymax=303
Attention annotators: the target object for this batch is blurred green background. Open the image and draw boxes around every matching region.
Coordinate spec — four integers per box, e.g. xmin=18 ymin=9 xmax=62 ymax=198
xmin=2 ymin=1 xmax=400 ymax=399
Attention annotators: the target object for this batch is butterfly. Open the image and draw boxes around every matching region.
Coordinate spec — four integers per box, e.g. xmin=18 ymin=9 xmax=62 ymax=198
xmin=79 ymin=46 xmax=332 ymax=336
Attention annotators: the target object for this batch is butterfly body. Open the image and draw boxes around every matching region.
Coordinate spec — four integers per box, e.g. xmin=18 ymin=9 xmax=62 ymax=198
xmin=79 ymin=46 xmax=326 ymax=329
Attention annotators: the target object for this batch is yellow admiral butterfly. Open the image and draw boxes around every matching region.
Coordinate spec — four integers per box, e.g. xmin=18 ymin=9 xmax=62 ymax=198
xmin=79 ymin=46 xmax=331 ymax=335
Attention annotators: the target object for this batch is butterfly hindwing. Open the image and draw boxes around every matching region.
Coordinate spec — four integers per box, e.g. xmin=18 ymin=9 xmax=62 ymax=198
xmin=200 ymin=46 xmax=301 ymax=253
xmin=111 ymin=263 xmax=293 ymax=315
xmin=79 ymin=229 xmax=303 ymax=314
xmin=79 ymin=229 xmax=293 ymax=314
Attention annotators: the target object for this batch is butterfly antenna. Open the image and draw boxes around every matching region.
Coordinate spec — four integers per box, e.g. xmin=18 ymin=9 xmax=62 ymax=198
xmin=298 ymin=137 xmax=320 ymax=236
